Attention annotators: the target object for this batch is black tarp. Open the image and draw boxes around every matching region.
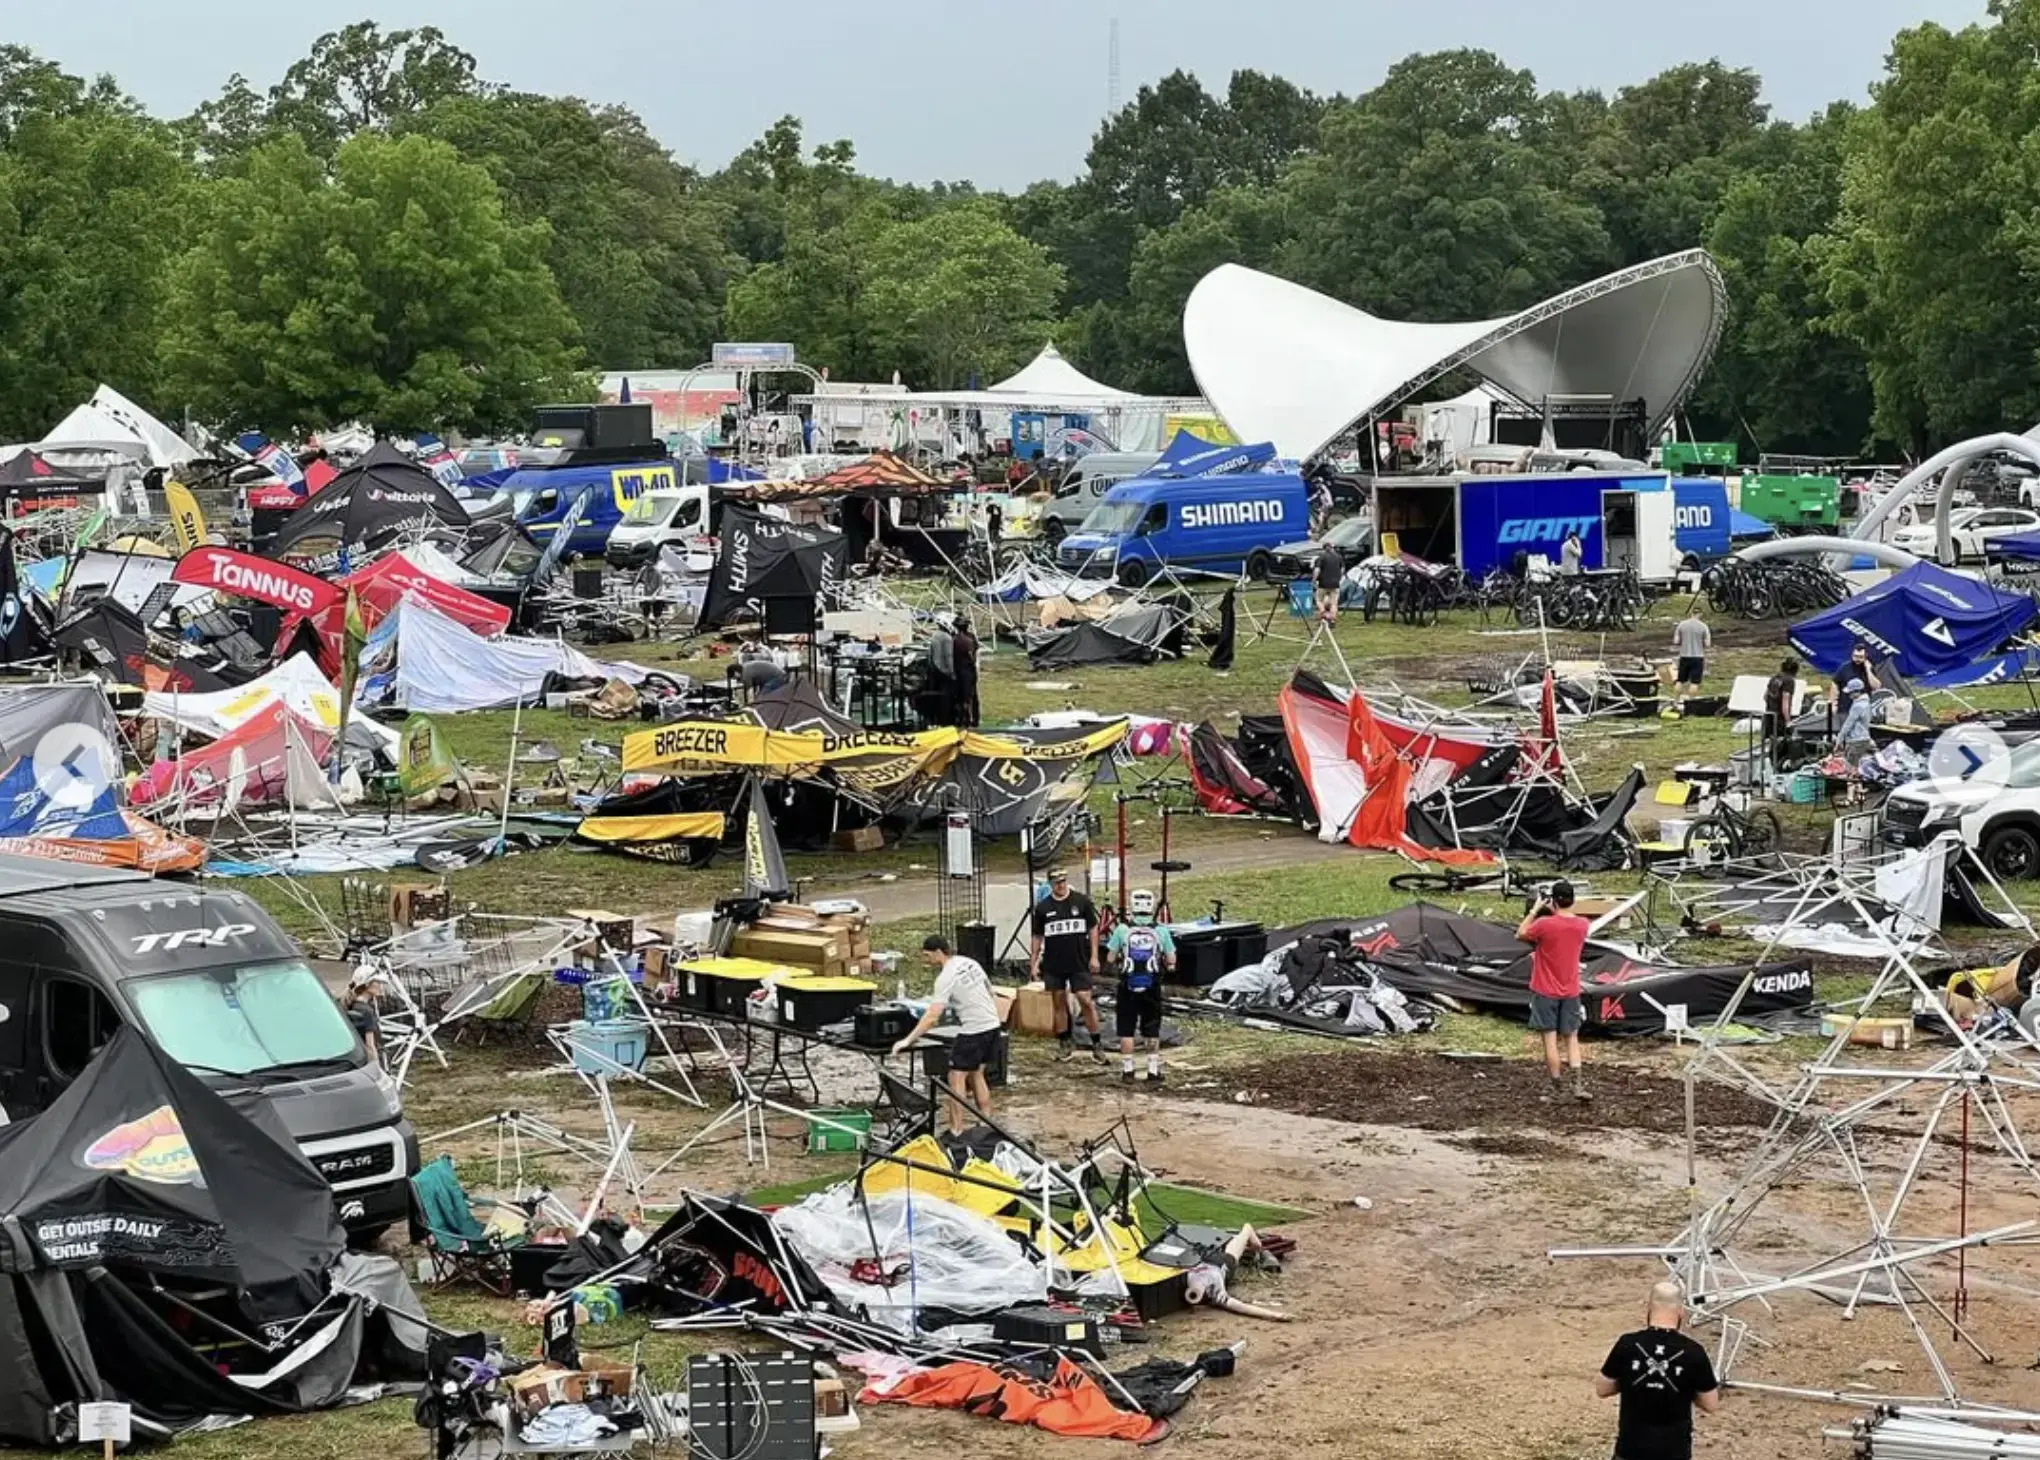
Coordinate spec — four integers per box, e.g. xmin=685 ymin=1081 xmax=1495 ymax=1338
xmin=268 ymin=442 xmax=467 ymax=560
xmin=1208 ymin=586 xmax=1236 ymax=671
xmin=0 ymin=1029 xmax=344 ymax=1316
xmin=1025 ymin=614 xmax=1173 ymax=669
xmin=0 ymin=530 xmax=51 ymax=664
xmin=697 ymin=504 xmax=845 ymax=630
xmin=1270 ymin=903 xmax=1815 ymax=1035
xmin=1407 ymin=766 xmax=1645 ymax=871
xmin=52 ymin=599 xmax=237 ymax=694
xmin=635 ymin=1195 xmax=832 ymax=1315
xmin=1185 ymin=721 xmax=1287 ymax=816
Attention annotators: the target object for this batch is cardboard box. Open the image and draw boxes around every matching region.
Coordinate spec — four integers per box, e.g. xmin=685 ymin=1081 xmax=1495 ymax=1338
xmin=389 ymin=884 xmax=449 ymax=928
xmin=831 ymin=827 xmax=884 ymax=853
xmin=733 ymin=926 xmax=853 ymax=969
xmin=508 ymin=1365 xmax=578 ymax=1413
xmin=1012 ymin=984 xmax=1059 ymax=1038
xmin=815 ymin=1377 xmax=848 ymax=1418
xmin=642 ymin=944 xmax=675 ymax=982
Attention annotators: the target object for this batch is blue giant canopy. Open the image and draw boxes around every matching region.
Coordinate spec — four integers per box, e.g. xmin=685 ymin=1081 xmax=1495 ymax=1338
xmin=1788 ymin=562 xmax=2038 ymax=677
xmin=1988 ymin=529 xmax=2040 ymax=562
xmin=1151 ymin=430 xmax=1277 ymax=479
xmin=1728 ymin=508 xmax=1773 ymax=539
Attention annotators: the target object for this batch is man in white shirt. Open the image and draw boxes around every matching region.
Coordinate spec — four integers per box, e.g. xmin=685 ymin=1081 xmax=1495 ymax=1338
xmin=894 ymin=934 xmax=1003 ymax=1135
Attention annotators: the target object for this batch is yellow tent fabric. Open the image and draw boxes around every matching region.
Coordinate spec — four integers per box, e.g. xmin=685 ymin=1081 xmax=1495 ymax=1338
xmin=570 ymin=812 xmax=726 ymax=844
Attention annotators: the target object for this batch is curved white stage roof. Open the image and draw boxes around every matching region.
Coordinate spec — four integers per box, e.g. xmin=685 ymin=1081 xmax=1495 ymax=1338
xmin=1184 ymin=250 xmax=1726 ymax=460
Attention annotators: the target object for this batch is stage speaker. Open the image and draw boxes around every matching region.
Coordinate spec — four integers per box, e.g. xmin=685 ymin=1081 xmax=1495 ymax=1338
xmin=955 ymin=920 xmax=995 ymax=971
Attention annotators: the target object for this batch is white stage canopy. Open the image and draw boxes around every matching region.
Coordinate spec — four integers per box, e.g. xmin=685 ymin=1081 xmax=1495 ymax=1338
xmin=1184 ymin=250 xmax=1726 ymax=461
xmin=794 ymin=344 xmax=1206 ymax=454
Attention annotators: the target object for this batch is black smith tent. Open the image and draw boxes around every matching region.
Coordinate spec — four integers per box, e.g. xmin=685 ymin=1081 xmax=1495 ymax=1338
xmin=0 ymin=1030 xmax=384 ymax=1445
xmin=1269 ymin=903 xmax=1815 ymax=1036
xmin=268 ymin=441 xmax=467 ymax=561
xmin=697 ymin=503 xmax=846 ymax=631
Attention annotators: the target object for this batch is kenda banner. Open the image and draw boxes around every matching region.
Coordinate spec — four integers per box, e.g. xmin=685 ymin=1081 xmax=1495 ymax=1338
xmin=171 ymin=546 xmax=340 ymax=617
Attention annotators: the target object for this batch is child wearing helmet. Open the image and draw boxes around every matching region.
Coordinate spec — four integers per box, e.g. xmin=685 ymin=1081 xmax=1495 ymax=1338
xmin=1106 ymin=888 xmax=1174 ymax=1085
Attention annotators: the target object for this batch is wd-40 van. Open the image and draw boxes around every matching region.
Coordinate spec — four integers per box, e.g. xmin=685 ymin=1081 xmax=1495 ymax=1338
xmin=1057 ymin=472 xmax=1309 ymax=586
xmin=0 ymin=857 xmax=416 ymax=1238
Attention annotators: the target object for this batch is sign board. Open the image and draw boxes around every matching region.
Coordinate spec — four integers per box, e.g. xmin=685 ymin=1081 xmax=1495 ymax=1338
xmin=943 ymin=811 xmax=975 ymax=877
xmin=79 ymin=1403 xmax=131 ymax=1445
xmin=541 ymin=1298 xmax=579 ymax=1368
xmin=712 ymin=342 xmax=798 ymax=370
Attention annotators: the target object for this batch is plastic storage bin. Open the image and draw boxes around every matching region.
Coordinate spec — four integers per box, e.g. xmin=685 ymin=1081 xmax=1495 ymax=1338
xmin=567 ymin=1018 xmax=650 ymax=1075
xmin=804 ymin=1107 xmax=872 ymax=1153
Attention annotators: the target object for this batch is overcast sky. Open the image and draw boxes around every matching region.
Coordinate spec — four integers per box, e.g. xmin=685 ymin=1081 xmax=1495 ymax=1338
xmin=13 ymin=0 xmax=1990 ymax=188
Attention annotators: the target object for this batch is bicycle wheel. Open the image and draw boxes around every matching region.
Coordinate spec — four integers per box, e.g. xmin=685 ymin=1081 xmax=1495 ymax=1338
xmin=1738 ymin=807 xmax=1784 ymax=859
xmin=1387 ymin=870 xmax=1501 ymax=895
xmin=1681 ymin=816 xmax=1736 ymax=873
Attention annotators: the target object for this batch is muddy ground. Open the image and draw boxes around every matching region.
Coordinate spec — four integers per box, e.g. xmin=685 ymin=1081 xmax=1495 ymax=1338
xmin=410 ymin=1034 xmax=2040 ymax=1460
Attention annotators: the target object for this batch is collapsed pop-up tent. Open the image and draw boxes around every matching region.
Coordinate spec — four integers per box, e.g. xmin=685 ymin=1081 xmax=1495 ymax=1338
xmin=0 ymin=1030 xmax=417 ymax=1445
xmin=1272 ymin=904 xmax=1815 ymax=1036
xmin=697 ymin=504 xmax=845 ymax=630
xmin=936 ymin=722 xmax=1127 ymax=838
xmin=1789 ymin=561 xmax=2038 ymax=679
xmin=53 ymin=600 xmax=239 ymax=695
xmin=267 ymin=441 xmax=467 ymax=561
xmin=366 ymin=596 xmax=646 ymax=714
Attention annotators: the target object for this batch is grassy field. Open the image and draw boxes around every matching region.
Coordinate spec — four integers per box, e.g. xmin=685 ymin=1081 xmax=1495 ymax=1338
xmin=236 ymin=581 xmax=2040 ymax=1000
xmin=24 ymin=584 xmax=2030 ymax=1460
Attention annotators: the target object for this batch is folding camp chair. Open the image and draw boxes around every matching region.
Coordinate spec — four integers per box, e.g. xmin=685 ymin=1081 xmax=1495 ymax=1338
xmin=870 ymin=1068 xmax=936 ymax=1154
xmin=451 ymin=969 xmax=550 ymax=1046
xmin=411 ymin=1155 xmax=525 ymax=1296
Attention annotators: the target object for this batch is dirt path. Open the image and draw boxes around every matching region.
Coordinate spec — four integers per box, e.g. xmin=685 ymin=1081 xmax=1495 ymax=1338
xmin=827 ymin=1084 xmax=2040 ymax=1460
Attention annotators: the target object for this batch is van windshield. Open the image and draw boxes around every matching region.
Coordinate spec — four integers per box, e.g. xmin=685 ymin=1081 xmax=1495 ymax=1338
xmin=622 ymin=492 xmax=677 ymax=526
xmin=126 ymin=960 xmax=358 ymax=1077
xmin=1079 ymin=500 xmax=1144 ymax=536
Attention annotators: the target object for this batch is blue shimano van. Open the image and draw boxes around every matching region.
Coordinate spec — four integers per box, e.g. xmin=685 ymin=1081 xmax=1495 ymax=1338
xmin=1057 ymin=472 xmax=1310 ymax=586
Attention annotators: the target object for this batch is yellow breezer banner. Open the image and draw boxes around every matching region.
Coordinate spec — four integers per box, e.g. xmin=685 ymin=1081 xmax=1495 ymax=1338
xmin=164 ymin=481 xmax=207 ymax=552
xmin=960 ymin=721 xmax=1128 ymax=761
xmin=623 ymin=721 xmax=961 ymax=777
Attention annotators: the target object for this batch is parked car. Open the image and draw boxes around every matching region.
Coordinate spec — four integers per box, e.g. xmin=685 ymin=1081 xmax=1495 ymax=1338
xmin=1883 ymin=737 xmax=2040 ymax=879
xmin=1892 ymin=506 xmax=2040 ymax=561
xmin=1267 ymin=513 xmax=1376 ymax=579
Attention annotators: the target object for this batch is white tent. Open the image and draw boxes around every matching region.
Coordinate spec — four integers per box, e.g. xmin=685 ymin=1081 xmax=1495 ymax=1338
xmin=986 ymin=344 xmax=1136 ymax=402
xmin=1418 ymin=382 xmax=1515 ymax=464
xmin=387 ymin=597 xmax=648 ymax=713
xmin=1183 ymin=250 xmax=1726 ymax=461
xmin=35 ymin=404 xmax=153 ymax=465
xmin=87 ymin=384 xmax=196 ymax=469
xmin=142 ymin=653 xmax=395 ymax=752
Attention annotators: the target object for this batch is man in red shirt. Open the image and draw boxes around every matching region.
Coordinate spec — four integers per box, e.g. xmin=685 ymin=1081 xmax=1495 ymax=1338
xmin=1517 ymin=880 xmax=1591 ymax=1102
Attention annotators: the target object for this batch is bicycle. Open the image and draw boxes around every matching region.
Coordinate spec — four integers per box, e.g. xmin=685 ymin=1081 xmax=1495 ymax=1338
xmin=1680 ymin=794 xmax=1783 ymax=867
xmin=1385 ymin=862 xmax=1548 ymax=899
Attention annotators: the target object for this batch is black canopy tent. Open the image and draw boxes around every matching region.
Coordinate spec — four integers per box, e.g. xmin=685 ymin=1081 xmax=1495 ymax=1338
xmin=267 ymin=441 xmax=467 ymax=561
xmin=0 ymin=1029 xmax=371 ymax=1445
xmin=0 ymin=451 xmax=103 ymax=510
xmin=52 ymin=598 xmax=239 ymax=694
xmin=697 ymin=504 xmax=846 ymax=631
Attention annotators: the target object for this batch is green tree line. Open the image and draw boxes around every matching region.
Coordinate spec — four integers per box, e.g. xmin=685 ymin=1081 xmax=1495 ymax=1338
xmin=2 ymin=7 xmax=2037 ymax=453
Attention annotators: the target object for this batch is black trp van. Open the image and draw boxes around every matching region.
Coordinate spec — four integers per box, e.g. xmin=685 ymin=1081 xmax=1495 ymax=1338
xmin=0 ymin=856 xmax=416 ymax=1235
